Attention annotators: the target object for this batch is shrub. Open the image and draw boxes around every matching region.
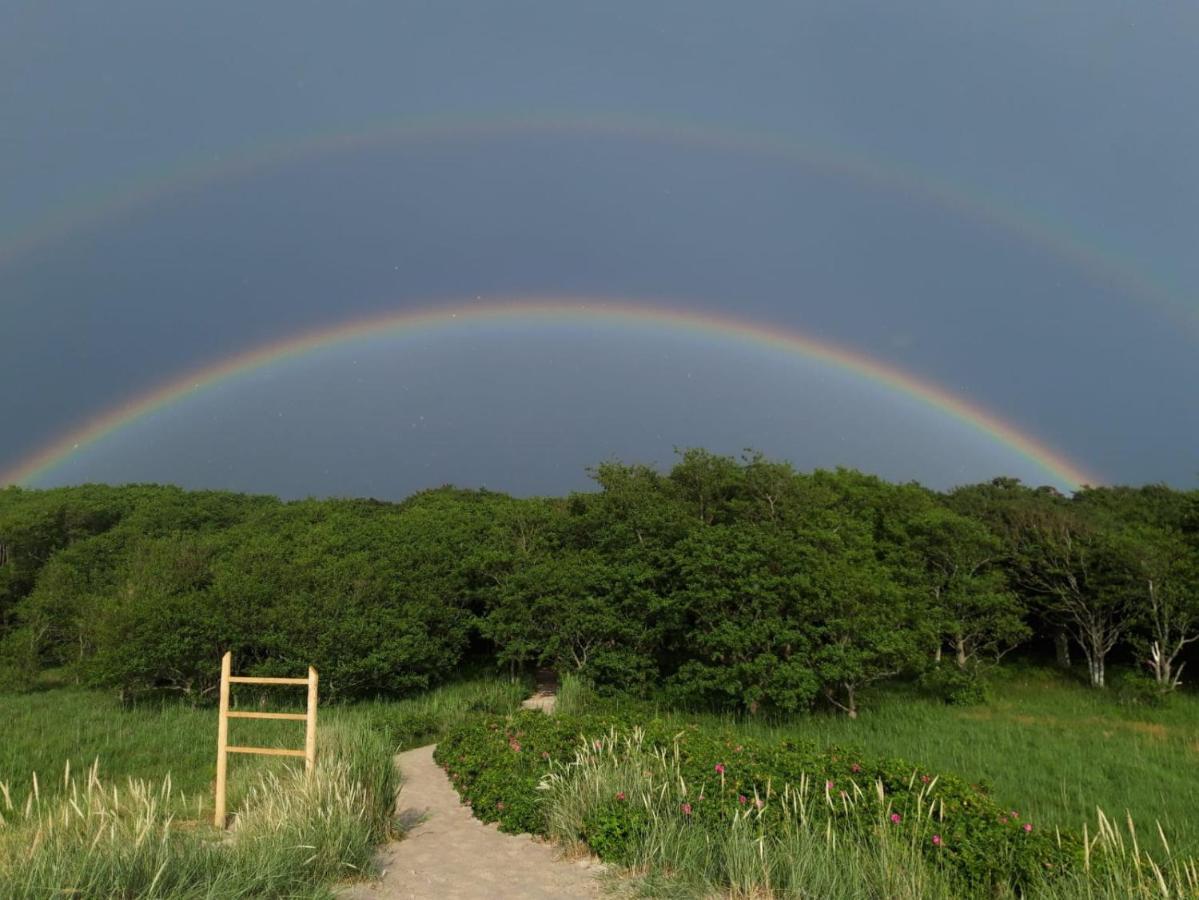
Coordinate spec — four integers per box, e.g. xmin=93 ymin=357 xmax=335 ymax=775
xmin=1112 ymin=670 xmax=1172 ymax=709
xmin=436 ymin=711 xmax=1074 ymax=892
xmin=919 ymin=665 xmax=987 ymax=706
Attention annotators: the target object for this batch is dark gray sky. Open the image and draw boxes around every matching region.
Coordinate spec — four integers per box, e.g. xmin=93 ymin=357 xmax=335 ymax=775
xmin=2 ymin=1 xmax=1196 ymax=497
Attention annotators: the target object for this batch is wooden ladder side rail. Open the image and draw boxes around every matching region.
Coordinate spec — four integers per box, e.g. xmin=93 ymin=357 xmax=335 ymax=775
xmin=213 ymin=651 xmax=319 ymax=828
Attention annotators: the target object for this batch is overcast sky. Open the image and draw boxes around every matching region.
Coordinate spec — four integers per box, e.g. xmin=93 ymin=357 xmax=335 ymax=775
xmin=2 ymin=1 xmax=1196 ymax=498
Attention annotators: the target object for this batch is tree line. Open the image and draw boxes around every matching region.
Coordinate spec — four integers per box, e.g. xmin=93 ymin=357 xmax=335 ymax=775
xmin=1 ymin=450 xmax=1196 ymax=714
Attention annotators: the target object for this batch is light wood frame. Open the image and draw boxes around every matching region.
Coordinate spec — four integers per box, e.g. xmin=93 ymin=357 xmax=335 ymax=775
xmin=214 ymin=651 xmax=318 ymax=828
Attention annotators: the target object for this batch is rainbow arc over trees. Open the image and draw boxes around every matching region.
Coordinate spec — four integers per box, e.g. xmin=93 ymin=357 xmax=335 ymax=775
xmin=1 ymin=298 xmax=1098 ymax=490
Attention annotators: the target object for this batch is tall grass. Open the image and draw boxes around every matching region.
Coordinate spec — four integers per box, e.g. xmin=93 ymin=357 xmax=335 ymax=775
xmin=539 ymin=727 xmax=1199 ymax=899
xmin=348 ymin=675 xmax=529 ymax=751
xmin=0 ymin=720 xmax=397 ymax=899
xmin=559 ymin=667 xmax=1199 ymax=857
xmin=0 ymin=676 xmax=525 ymax=898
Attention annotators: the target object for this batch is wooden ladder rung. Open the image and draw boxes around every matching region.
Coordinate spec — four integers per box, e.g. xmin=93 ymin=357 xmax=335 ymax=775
xmin=228 ymin=676 xmax=309 ymax=685
xmin=225 ymin=711 xmax=308 ymax=721
xmin=226 ymin=745 xmax=307 ymax=758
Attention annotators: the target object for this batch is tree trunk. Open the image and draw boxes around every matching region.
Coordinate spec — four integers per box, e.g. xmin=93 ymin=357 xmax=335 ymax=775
xmin=1054 ymin=631 xmax=1071 ymax=668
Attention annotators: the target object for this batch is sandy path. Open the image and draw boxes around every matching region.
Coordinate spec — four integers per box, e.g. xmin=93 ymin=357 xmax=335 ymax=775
xmin=340 ymin=744 xmax=603 ymax=900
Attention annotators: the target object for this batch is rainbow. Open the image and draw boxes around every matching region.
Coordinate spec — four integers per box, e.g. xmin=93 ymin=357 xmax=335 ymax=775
xmin=1 ymin=298 xmax=1098 ymax=490
xmin=1 ymin=113 xmax=1194 ymax=335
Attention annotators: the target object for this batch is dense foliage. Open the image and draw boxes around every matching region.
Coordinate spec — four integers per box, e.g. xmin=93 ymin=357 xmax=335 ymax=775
xmin=2 ymin=452 xmax=1196 ymax=710
xmin=436 ymin=711 xmax=1069 ymax=891
xmin=436 ymin=710 xmax=1199 ymax=898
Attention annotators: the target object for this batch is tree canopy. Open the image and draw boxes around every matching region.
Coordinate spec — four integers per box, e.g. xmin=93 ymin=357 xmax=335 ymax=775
xmin=1 ymin=457 xmax=1195 ymax=712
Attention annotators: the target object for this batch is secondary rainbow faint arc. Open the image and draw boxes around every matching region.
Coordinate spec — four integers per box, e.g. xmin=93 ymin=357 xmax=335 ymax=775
xmin=1 ymin=113 xmax=1193 ymax=334
xmin=1 ymin=299 xmax=1098 ymax=490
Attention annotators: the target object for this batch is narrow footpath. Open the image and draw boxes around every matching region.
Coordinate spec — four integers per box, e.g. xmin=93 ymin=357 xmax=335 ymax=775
xmin=341 ymin=681 xmax=603 ymax=899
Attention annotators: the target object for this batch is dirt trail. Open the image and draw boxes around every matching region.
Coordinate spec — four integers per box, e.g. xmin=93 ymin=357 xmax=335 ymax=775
xmin=521 ymin=668 xmax=559 ymax=713
xmin=341 ymin=682 xmax=602 ymax=899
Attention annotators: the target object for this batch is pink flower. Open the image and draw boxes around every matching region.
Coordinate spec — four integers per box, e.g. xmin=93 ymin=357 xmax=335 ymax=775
xmin=754 ymin=798 xmax=765 ymax=810
xmin=509 ymin=740 xmax=522 ymax=752
xmin=890 ymin=813 xmax=902 ymax=824
xmin=851 ymin=763 xmax=862 ymax=773
xmin=920 ymin=775 xmax=931 ymax=784
xmin=1023 ymin=823 xmax=1033 ymax=833
xmin=681 ymin=802 xmax=692 ymax=816
xmin=826 ymin=780 xmax=835 ymax=790
xmin=715 ymin=763 xmax=725 ymax=775
xmin=738 ymin=794 xmax=748 ymax=805
xmin=932 ymin=835 xmax=942 ymax=846
xmin=615 ymin=791 xmax=626 ymax=802
xmin=1011 ymin=810 xmax=1020 ymax=819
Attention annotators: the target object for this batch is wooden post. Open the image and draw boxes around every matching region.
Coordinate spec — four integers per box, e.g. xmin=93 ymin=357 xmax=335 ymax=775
xmin=214 ymin=651 xmax=231 ymax=828
xmin=305 ymin=666 xmax=319 ymax=776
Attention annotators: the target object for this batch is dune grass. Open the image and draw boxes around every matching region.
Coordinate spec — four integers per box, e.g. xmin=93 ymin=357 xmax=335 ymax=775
xmin=0 ymin=676 xmax=526 ymax=898
xmin=0 ymin=676 xmax=526 ymax=814
xmin=539 ymin=724 xmax=1198 ymax=900
xmin=560 ymin=666 xmax=1199 ymax=858
xmin=0 ymin=717 xmax=399 ymax=899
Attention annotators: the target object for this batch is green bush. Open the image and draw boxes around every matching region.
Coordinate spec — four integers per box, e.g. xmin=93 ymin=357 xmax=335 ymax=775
xmin=1112 ymin=670 xmax=1172 ymax=708
xmin=580 ymin=798 xmax=650 ymax=864
xmin=435 ymin=711 xmax=1075 ymax=892
xmin=919 ymin=665 xmax=987 ymax=705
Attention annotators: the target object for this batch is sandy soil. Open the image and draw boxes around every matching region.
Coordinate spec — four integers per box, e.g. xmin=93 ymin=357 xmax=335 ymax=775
xmin=340 ymin=717 xmax=602 ymax=898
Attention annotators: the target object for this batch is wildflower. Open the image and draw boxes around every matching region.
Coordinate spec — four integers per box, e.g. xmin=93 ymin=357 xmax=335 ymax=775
xmin=851 ymin=763 xmax=861 ymax=773
xmin=681 ymin=802 xmax=692 ymax=816
xmin=615 ymin=791 xmax=626 ymax=802
xmin=826 ymin=780 xmax=835 ymax=790
xmin=754 ymin=798 xmax=765 ymax=810
xmin=932 ymin=834 xmax=942 ymax=847
xmin=920 ymin=774 xmax=931 ymax=784
xmin=1023 ymin=823 xmax=1033 ymax=833
xmin=508 ymin=740 xmax=522 ymax=753
xmin=890 ymin=813 xmax=901 ymax=824
xmin=714 ymin=763 xmax=725 ymax=775
xmin=541 ymin=751 xmax=550 ymax=760
xmin=738 ymin=794 xmax=748 ymax=805
xmin=1010 ymin=810 xmax=1020 ymax=819
xmin=593 ymin=739 xmax=603 ymax=751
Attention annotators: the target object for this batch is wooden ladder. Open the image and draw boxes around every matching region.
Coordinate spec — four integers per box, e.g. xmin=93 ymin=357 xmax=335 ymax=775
xmin=213 ymin=651 xmax=318 ymax=828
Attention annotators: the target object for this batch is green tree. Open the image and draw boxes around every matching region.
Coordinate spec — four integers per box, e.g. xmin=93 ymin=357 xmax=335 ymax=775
xmin=667 ymin=523 xmax=819 ymax=714
xmin=1105 ymin=525 xmax=1199 ymax=691
xmin=908 ymin=507 xmax=1029 ymax=669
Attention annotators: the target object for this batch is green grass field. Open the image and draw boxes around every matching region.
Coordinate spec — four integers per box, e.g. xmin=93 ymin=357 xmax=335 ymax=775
xmin=0 ymin=676 xmax=527 ymax=821
xmin=562 ymin=667 xmax=1199 ymax=857
xmin=2 ymin=668 xmax=1195 ymax=896
xmin=769 ymin=669 xmax=1199 ymax=855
